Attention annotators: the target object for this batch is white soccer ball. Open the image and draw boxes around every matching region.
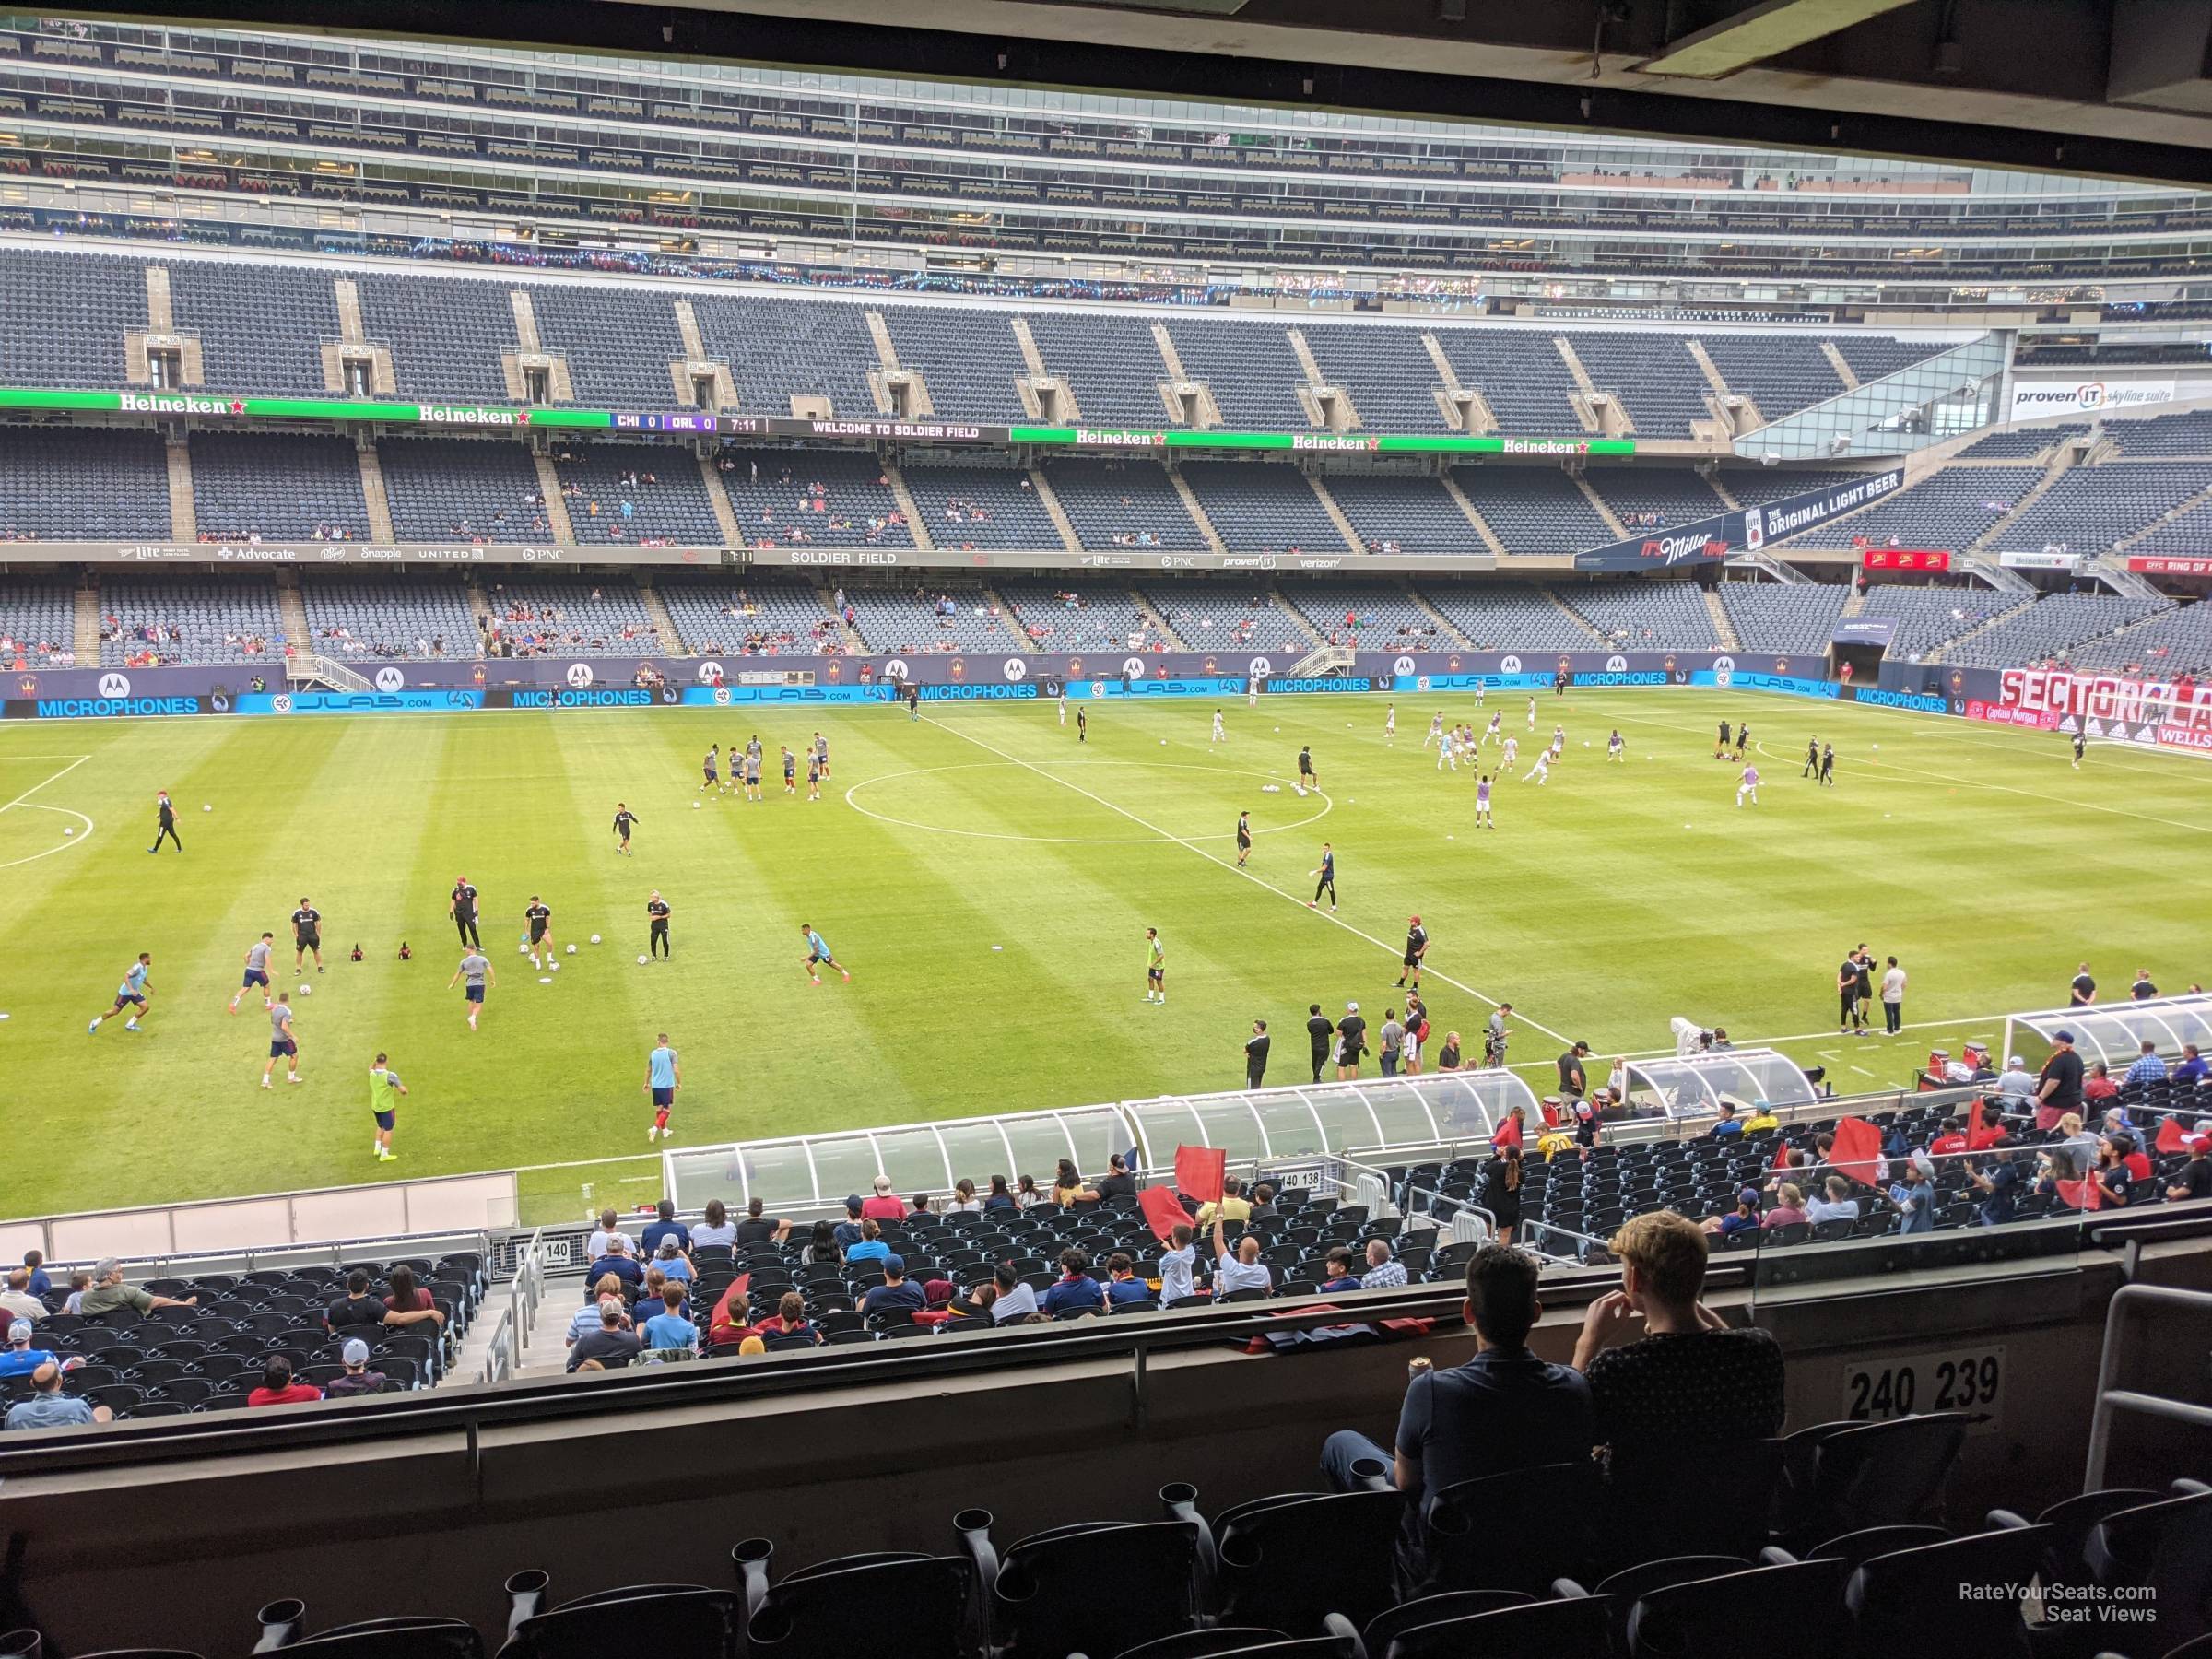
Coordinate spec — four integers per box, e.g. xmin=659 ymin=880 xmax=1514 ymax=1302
xmin=1159 ymin=738 xmax=1167 ymax=746
xmin=62 ymin=827 xmax=73 ymax=837
xmin=1274 ymin=725 xmax=1280 ymax=732
xmin=692 ymin=801 xmax=701 ymax=809
xmin=1871 ymin=743 xmax=1879 ymax=750
xmin=202 ymin=803 xmax=211 ymax=812
xmin=590 ymin=934 xmax=602 ymax=945
xmin=300 ymin=983 xmax=312 ymax=995
xmin=637 ymin=954 xmax=649 ymax=965
xmin=538 ymin=975 xmax=552 ymax=984
xmin=1684 ymin=823 xmax=1693 ymax=830
xmin=565 ymin=943 xmax=577 ymax=955
xmin=517 ymin=942 xmax=530 ymax=954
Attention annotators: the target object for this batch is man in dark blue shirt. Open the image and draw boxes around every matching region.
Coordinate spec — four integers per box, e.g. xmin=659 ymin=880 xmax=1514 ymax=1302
xmin=586 ymin=1234 xmax=645 ymax=1300
xmin=830 ymin=1195 xmax=866 ymax=1253
xmin=1971 ymin=1148 xmax=2023 ymax=1226
xmin=639 ymin=1199 xmax=690 ymax=1259
xmin=860 ymin=1257 xmax=928 ymax=1324
xmin=1041 ymin=1250 xmax=1106 ymax=1315
xmin=1320 ymin=1245 xmax=1592 ymax=1594
xmin=1317 ymin=1247 xmax=1365 ymax=1293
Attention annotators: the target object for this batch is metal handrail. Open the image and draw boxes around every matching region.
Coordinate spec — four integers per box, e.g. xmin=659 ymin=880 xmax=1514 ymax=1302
xmin=2084 ymin=1283 xmax=2212 ymax=1488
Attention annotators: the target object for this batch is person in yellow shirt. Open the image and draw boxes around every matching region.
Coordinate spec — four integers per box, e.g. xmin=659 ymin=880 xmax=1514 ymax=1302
xmin=1195 ymin=1175 xmax=1253 ymax=1229
xmin=1742 ymin=1101 xmax=1781 ymax=1134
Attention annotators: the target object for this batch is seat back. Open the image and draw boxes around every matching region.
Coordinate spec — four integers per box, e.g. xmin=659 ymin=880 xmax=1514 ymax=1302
xmin=1601 ymin=1439 xmax=1783 ymax=1568
xmin=1214 ymin=1488 xmax=1404 ymax=1633
xmin=285 ymin=1617 xmax=485 ymax=1658
xmin=1626 ymin=1559 xmax=1850 ymax=1659
xmin=1424 ymin=1463 xmax=1596 ymax=1598
xmin=991 ymin=1520 xmax=1201 ymax=1659
xmin=1382 ymin=1595 xmax=1611 ymax=1659
xmin=2088 ymin=1488 xmax=2212 ymax=1649
xmin=497 ymin=1589 xmax=739 ymax=1659
xmin=1846 ymin=1526 xmax=2051 ymax=1658
xmin=1356 ymin=1590 xmax=1532 ymax=1659
xmin=1804 ymin=1524 xmax=1949 ymax=1573
xmin=1776 ymin=1414 xmax=1967 ymax=1548
xmin=744 ymin=1555 xmax=966 ymax=1659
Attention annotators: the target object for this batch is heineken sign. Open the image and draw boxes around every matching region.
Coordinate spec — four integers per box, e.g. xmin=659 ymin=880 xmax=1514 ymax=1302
xmin=0 ymin=386 xmax=1633 ymax=455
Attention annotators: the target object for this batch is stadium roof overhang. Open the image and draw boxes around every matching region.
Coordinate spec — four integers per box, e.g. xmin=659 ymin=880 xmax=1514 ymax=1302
xmin=2006 ymin=994 xmax=2212 ymax=1070
xmin=112 ymin=0 xmax=2212 ymax=188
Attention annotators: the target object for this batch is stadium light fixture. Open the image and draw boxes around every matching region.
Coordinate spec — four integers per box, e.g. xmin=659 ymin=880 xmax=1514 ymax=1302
xmin=1638 ymin=0 xmax=1920 ymax=79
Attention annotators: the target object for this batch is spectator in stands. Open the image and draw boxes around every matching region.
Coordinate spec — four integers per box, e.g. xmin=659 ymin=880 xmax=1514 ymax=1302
xmin=325 ymin=1270 xmax=389 ymax=1340
xmin=0 ymin=1322 xmax=66 ymax=1381
xmin=585 ymin=1208 xmax=623 ymax=1261
xmin=1053 ymin=1159 xmax=1100 ymax=1206
xmin=844 ymin=1219 xmax=891 ymax=1268
xmin=0 ymin=1273 xmax=43 ymax=1325
xmin=862 ymin=1256 xmax=928 ymax=1324
xmin=1321 ymin=1246 xmax=1593 ymax=1593
xmin=691 ymin=1199 xmax=737 ymax=1250
xmin=1996 ymin=1054 xmax=2038 ymax=1107
xmin=2166 ymin=1137 xmax=2212 ymax=1202
xmin=1360 ymin=1238 xmax=1409 ymax=1289
xmin=1246 ymin=1184 xmax=1280 ymax=1227
xmin=1317 ymin=1248 xmax=1364 ymax=1292
xmin=1704 ymin=1186 xmax=1765 ymax=1239
xmin=1041 ymin=1250 xmax=1105 ymax=1316
xmin=732 ymin=1197 xmax=788 ymax=1246
xmin=2175 ymin=1044 xmax=2209 ymax=1087
xmin=21 ymin=1253 xmax=49 ymax=1299
xmin=567 ymin=1300 xmax=642 ymax=1371
xmin=4 ymin=1362 xmax=110 ymax=1431
xmin=2058 ymin=1112 xmax=2102 ymax=1176
xmin=2035 ymin=1030 xmax=2085 ymax=1132
xmin=1095 ymin=1154 xmax=1138 ymax=1205
xmin=982 ymin=1176 xmax=1018 ymax=1215
xmin=1017 ymin=1175 xmax=1046 ymax=1209
xmin=1806 ymin=1177 xmax=1859 ymax=1225
xmin=567 ymin=1280 xmax=629 ymax=1348
xmin=326 ymin=1339 xmax=389 ymax=1397
xmin=247 ymin=1356 xmax=323 ymax=1408
xmin=640 ymin=1198 xmax=690 ymax=1257
xmin=2125 ymin=1041 xmax=2170 ymax=1088
xmin=862 ymin=1176 xmax=906 ymax=1223
xmin=1971 ymin=1147 xmax=2024 ymax=1226
xmin=948 ymin=1179 xmax=983 ymax=1214
xmin=1195 ymin=1176 xmax=1251 ymax=1228
xmin=382 ymin=1265 xmax=447 ymax=1333
xmin=2085 ymin=1062 xmax=2120 ymax=1105
xmin=758 ymin=1291 xmax=818 ymax=1347
xmin=1481 ymin=1146 xmax=1523 ymax=1243
xmin=1159 ymin=1224 xmax=1198 ymax=1304
xmin=988 ymin=1261 xmax=1039 ymax=1324
xmin=799 ymin=1222 xmax=836 ymax=1268
xmin=1760 ymin=1183 xmax=1809 ymax=1230
xmin=1572 ymin=1211 xmax=1784 ymax=1458
xmin=1104 ymin=1254 xmax=1152 ymax=1306
xmin=651 ymin=1235 xmax=694 ymax=1286
xmin=640 ymin=1284 xmax=700 ymax=1354
xmin=1709 ymin=1100 xmax=1743 ymax=1138
xmin=586 ymin=1234 xmax=644 ymax=1300
xmin=832 ymin=1196 xmax=867 ymax=1251
xmin=76 ymin=1259 xmax=194 ymax=1321
xmin=1212 ymin=1218 xmax=1273 ymax=1297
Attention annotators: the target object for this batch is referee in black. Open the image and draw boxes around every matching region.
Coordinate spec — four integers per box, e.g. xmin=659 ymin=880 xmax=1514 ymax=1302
xmin=449 ymin=876 xmax=481 ymax=949
xmin=147 ymin=793 xmax=182 ymax=854
xmin=1235 ymin=810 xmax=1253 ymax=868
xmin=647 ymin=889 xmax=672 ymax=959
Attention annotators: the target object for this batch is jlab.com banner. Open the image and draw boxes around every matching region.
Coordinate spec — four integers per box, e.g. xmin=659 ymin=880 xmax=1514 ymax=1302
xmin=1572 ymin=468 xmax=1904 ymax=572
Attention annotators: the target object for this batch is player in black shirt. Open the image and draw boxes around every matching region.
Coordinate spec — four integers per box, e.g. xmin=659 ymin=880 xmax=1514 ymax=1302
xmin=1714 ymin=720 xmax=1731 ymax=759
xmin=292 ymin=899 xmax=324 ymax=974
xmin=1235 ymin=810 xmax=1253 ymax=868
xmin=525 ymin=895 xmax=554 ymax=970
xmin=612 ymin=803 xmax=638 ymax=854
xmin=2072 ymin=729 xmax=2087 ymax=770
xmin=2070 ymin=963 xmax=2097 ymax=1006
xmin=1306 ymin=1003 xmax=1334 ymax=1085
xmin=1802 ymin=738 xmax=1819 ymax=778
xmin=1308 ymin=841 xmax=1336 ymax=912
xmin=1244 ymin=1019 xmax=1270 ymax=1090
xmin=1297 ymin=745 xmax=1319 ymax=788
xmin=1397 ymin=915 xmax=1429 ymax=992
xmin=147 ymin=792 xmax=182 ymax=854
xmin=646 ymin=890 xmax=672 ymax=959
xmin=1819 ymin=743 xmax=1835 ymax=786
xmin=449 ymin=877 xmax=481 ymax=949
xmin=1076 ymin=708 xmax=1088 ymax=743
xmin=1734 ymin=721 xmax=1750 ymax=762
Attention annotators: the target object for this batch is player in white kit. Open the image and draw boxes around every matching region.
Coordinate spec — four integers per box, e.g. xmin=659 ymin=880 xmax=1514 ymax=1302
xmin=1549 ymin=725 xmax=1565 ymax=760
xmin=1502 ymin=735 xmax=1519 ymax=767
xmin=1526 ymin=697 xmax=1537 ymax=731
xmin=1424 ymin=711 xmax=1444 ymax=748
xmin=1736 ymin=763 xmax=1759 ymax=806
xmin=1058 ymin=692 xmax=1067 ymax=726
xmin=1383 ymin=705 xmax=1396 ymax=743
xmin=1475 ymin=774 xmax=1494 ymax=828
xmin=1523 ymin=751 xmax=1549 ymax=784
xmin=1211 ymin=709 xmax=1226 ymax=744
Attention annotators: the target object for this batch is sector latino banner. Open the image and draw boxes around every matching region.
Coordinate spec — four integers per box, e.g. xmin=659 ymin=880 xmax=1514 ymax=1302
xmin=1971 ymin=665 xmax=2212 ymax=753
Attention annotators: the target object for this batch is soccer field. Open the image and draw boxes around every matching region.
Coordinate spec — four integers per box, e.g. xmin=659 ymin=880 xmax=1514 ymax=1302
xmin=3 ymin=686 xmax=2206 ymax=1223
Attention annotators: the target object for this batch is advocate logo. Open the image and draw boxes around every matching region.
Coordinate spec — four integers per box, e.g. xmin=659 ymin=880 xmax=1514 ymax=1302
xmin=417 ymin=404 xmax=528 ymax=427
xmin=118 ymin=392 xmax=242 ymax=417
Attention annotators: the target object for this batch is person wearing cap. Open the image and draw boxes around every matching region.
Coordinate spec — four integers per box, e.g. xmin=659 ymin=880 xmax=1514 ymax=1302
xmin=1194 ymin=1176 xmax=1252 ymax=1229
xmin=1557 ymin=1041 xmax=1590 ymax=1101
xmin=585 ymin=1232 xmax=644 ymax=1300
xmin=567 ymin=1298 xmax=642 ymax=1371
xmin=1095 ymin=1153 xmax=1138 ymax=1206
xmin=861 ymin=1175 xmax=906 ymax=1224
xmin=831 ymin=1195 xmax=867 ymax=1252
xmin=861 ymin=1255 xmax=929 ymax=1324
xmin=568 ymin=1282 xmax=631 ymax=1347
xmin=1335 ymin=1001 xmax=1368 ymax=1081
xmin=651 ymin=1234 xmax=695 ymax=1285
xmin=639 ymin=1198 xmax=690 ymax=1259
xmin=2165 ymin=1137 xmax=2212 ymax=1203
xmin=1996 ymin=1054 xmax=2038 ymax=1107
xmin=76 ymin=1258 xmax=195 ymax=1321
xmin=2125 ymin=1041 xmax=2171 ymax=1088
xmin=1741 ymin=1100 xmax=1779 ymax=1134
xmin=1705 ymin=1187 xmax=1764 ymax=1239
xmin=0 ymin=1322 xmax=68 ymax=1381
xmin=247 ymin=1355 xmax=323 ymax=1407
xmin=1889 ymin=1156 xmax=1937 ymax=1234
xmin=1041 ymin=1250 xmax=1104 ymax=1316
xmin=2174 ymin=1044 xmax=2209 ymax=1088
xmin=2034 ymin=1030 xmax=2086 ymax=1132
xmin=4 ymin=1361 xmax=109 ymax=1430
xmin=325 ymin=1338 xmax=391 ymax=1397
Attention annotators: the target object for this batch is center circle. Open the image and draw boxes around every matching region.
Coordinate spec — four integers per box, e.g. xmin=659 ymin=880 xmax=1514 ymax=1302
xmin=843 ymin=759 xmax=1333 ymax=845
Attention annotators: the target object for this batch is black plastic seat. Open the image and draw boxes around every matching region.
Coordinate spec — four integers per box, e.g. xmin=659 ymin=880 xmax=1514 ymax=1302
xmin=1845 ymin=1526 xmax=2052 ymax=1659
xmin=1771 ymin=1414 xmax=1968 ymax=1552
xmin=1626 ymin=1559 xmax=1850 ymax=1659
xmin=496 ymin=1587 xmax=740 ymax=1659
xmin=1988 ymin=1487 xmax=2159 ymax=1595
xmin=1790 ymin=1524 xmax=1949 ymax=1573
xmin=960 ymin=1510 xmax=1202 ymax=1659
xmin=2084 ymin=1488 xmax=2212 ymax=1652
xmin=1382 ymin=1594 xmax=1610 ymax=1659
xmin=1559 ymin=1556 xmax=1752 ymax=1655
xmin=1422 ymin=1462 xmax=1596 ymax=1598
xmin=1601 ymin=1438 xmax=1783 ymax=1569
xmin=735 ymin=1542 xmax=967 ymax=1659
xmin=1346 ymin=1588 xmax=1531 ymax=1659
xmin=1209 ymin=1487 xmax=1405 ymax=1634
xmin=281 ymin=1618 xmax=485 ymax=1657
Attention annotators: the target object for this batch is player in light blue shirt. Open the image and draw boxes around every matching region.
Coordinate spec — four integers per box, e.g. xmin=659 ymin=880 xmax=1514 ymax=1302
xmin=800 ymin=924 xmax=851 ymax=986
xmin=645 ymin=1033 xmax=680 ymax=1143
xmin=89 ymin=953 xmax=154 ymax=1034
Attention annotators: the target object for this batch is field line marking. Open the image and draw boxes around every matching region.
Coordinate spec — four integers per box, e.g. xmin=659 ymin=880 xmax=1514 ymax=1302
xmin=1606 ymin=1008 xmax=2022 ymax=1062
xmin=0 ymin=755 xmax=97 ymax=871
xmin=1850 ymin=1065 xmax=1877 ymax=1077
xmin=922 ymin=712 xmax=1579 ymax=1047
xmin=0 ymin=752 xmax=89 ymax=814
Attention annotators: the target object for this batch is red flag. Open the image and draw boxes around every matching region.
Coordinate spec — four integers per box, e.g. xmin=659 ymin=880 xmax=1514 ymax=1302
xmin=2157 ymin=1116 xmax=2190 ymax=1153
xmin=1967 ymin=1098 xmax=1985 ymax=1139
xmin=2054 ymin=1176 xmax=2100 ymax=1211
xmin=1138 ymin=1185 xmax=1191 ymax=1242
xmin=1830 ymin=1116 xmax=1882 ymax=1188
xmin=1773 ymin=1140 xmax=1794 ymax=1171
xmin=1174 ymin=1144 xmax=1226 ymax=1203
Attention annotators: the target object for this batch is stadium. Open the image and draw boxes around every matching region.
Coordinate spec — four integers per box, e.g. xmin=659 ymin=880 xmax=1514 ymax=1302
xmin=0 ymin=1 xmax=2210 ymax=1653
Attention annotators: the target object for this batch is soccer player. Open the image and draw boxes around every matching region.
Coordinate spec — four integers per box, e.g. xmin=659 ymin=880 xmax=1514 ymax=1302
xmin=612 ymin=802 xmax=639 ymax=853
xmin=263 ymin=992 xmax=301 ymax=1087
xmin=1523 ymin=750 xmax=1549 ymax=784
xmin=1475 ymin=773 xmax=1494 ymax=829
xmin=1308 ymin=841 xmax=1337 ymax=912
xmin=1383 ymin=704 xmax=1396 ymax=743
xmin=2072 ymin=729 xmax=2087 ymax=770
xmin=743 ymin=745 xmax=763 ymax=801
xmin=292 ymin=897 xmax=324 ymax=974
xmin=644 ymin=1031 xmax=680 ymax=1143
xmin=147 ymin=792 xmax=182 ymax=854
xmin=1435 ymin=723 xmax=1456 ymax=771
xmin=448 ymin=946 xmax=494 ymax=1031
xmin=1606 ymin=729 xmax=1626 ymax=763
xmin=1484 ymin=712 xmax=1502 ymax=747
xmin=1077 ymin=708 xmax=1088 ymax=743
xmin=813 ymin=731 xmax=830 ymax=780
xmin=1715 ymin=719 xmax=1732 ymax=759
xmin=800 ymin=922 xmax=850 ymax=985
xmin=647 ymin=890 xmax=672 ymax=959
xmin=702 ymin=744 xmax=719 ymax=793
xmin=1397 ymin=915 xmax=1428 ymax=992
xmin=229 ymin=932 xmax=275 ymax=1014
xmin=1554 ymin=667 xmax=1570 ymax=698
xmin=1473 ymin=677 xmax=1487 ymax=706
xmin=1144 ymin=927 xmax=1165 ymax=1004
xmin=368 ymin=1052 xmax=406 ymax=1162
xmin=1735 ymin=721 xmax=1751 ymax=761
xmin=1235 ymin=809 xmax=1253 ymax=868
xmin=781 ymin=745 xmax=797 ymax=795
xmin=1549 ymin=725 xmax=1565 ymax=760
xmin=806 ymin=747 xmax=822 ymax=801
xmin=1424 ymin=710 xmax=1444 ymax=748
xmin=1211 ymin=708 xmax=1226 ymax=744
xmin=1525 ymin=697 xmax=1536 ymax=731
xmin=1058 ymin=691 xmax=1067 ymax=726
xmin=907 ymin=681 xmax=922 ymax=721
xmin=1297 ymin=745 xmax=1318 ymax=790
xmin=1819 ymin=742 xmax=1836 ymax=787
xmin=89 ymin=952 xmax=154 ymax=1034
xmin=525 ymin=895 xmax=554 ymax=969
xmin=1803 ymin=737 xmax=1819 ymax=778
xmin=1502 ymin=734 xmax=1519 ymax=768
xmin=450 ymin=876 xmax=481 ymax=950
xmin=1736 ymin=762 xmax=1759 ymax=807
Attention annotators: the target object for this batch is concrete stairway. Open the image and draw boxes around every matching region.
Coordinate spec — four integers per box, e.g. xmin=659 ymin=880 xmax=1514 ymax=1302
xmin=1925 ymin=596 xmax=2038 ymax=664
xmin=1575 ymin=476 xmax=1627 ymax=539
xmin=356 ymin=442 xmax=395 ymax=544
xmin=1029 ymin=468 xmax=1085 ymax=554
xmin=1132 ymin=591 xmax=1189 ymax=650
xmin=1544 ymin=588 xmax=1605 ymax=641
xmin=1437 ymin=472 xmax=1510 ymax=557
xmin=532 ymin=455 xmax=577 ymax=544
xmin=74 ymin=582 xmax=100 ymax=659
xmin=881 ymin=464 xmax=935 ymax=554
xmin=1820 ymin=342 xmax=1861 ymax=391
xmin=982 ymin=583 xmax=1032 ymax=650
xmin=1406 ymin=585 xmax=1471 ymax=646
xmin=638 ymin=580 xmax=685 ymax=655
xmin=1306 ymin=473 xmax=1367 ymax=553
xmin=698 ymin=453 xmax=744 ymax=547
xmin=273 ymin=569 xmax=311 ymax=656
xmin=1967 ymin=447 xmax=2080 ymax=554
xmin=1170 ymin=469 xmax=1228 ymax=554
xmin=816 ymin=584 xmax=868 ymax=653
xmin=1702 ymin=587 xmax=1741 ymax=650
xmin=164 ymin=441 xmax=195 ymax=541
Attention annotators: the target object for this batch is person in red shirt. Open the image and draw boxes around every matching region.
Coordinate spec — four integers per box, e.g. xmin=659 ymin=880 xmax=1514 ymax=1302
xmin=1492 ymin=1105 xmax=1527 ymax=1151
xmin=860 ymin=1176 xmax=906 ymax=1223
xmin=246 ymin=1355 xmax=323 ymax=1407
xmin=1966 ymin=1108 xmax=2008 ymax=1153
xmin=2111 ymin=1134 xmax=2153 ymax=1186
xmin=1927 ymin=1117 xmax=1970 ymax=1158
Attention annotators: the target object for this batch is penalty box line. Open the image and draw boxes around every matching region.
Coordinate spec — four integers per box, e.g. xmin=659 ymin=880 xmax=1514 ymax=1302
xmin=0 ymin=753 xmax=91 ymax=815
xmin=920 ymin=712 xmax=1579 ymax=1048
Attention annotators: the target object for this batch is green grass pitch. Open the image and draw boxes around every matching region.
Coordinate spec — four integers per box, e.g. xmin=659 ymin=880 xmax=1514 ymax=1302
xmin=2 ymin=688 xmax=2205 ymax=1223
